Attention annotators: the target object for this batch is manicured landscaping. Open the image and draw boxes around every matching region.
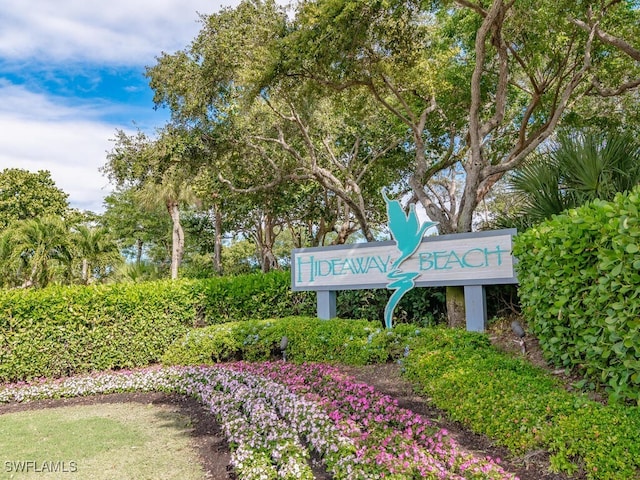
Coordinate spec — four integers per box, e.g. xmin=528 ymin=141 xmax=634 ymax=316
xmin=4 ymin=317 xmax=640 ymax=479
xmin=514 ymin=187 xmax=640 ymax=404
xmin=0 ymin=364 xmax=515 ymax=479
xmin=403 ymin=327 xmax=640 ymax=479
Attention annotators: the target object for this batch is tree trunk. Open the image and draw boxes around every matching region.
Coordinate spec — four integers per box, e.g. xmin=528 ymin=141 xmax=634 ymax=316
xmin=259 ymin=213 xmax=278 ymax=273
xmin=167 ymin=201 xmax=184 ymax=280
xmin=136 ymin=239 xmax=143 ymax=267
xmin=446 ymin=286 xmax=466 ymax=328
xmin=82 ymin=258 xmax=89 ymax=285
xmin=213 ymin=206 xmax=223 ymax=275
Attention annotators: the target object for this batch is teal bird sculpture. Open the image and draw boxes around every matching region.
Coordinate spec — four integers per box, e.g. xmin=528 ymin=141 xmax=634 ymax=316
xmin=381 ymin=188 xmax=438 ymax=328
xmin=382 ymin=188 xmax=437 ymax=269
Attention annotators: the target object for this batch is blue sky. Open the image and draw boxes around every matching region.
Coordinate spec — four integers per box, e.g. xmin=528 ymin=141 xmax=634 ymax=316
xmin=0 ymin=0 xmax=288 ymax=213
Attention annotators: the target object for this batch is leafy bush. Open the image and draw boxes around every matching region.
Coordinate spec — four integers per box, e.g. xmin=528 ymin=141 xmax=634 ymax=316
xmin=0 ymin=264 xmax=434 ymax=381
xmin=195 ymin=270 xmax=315 ymax=321
xmin=0 ymin=267 xmax=447 ymax=381
xmin=0 ymin=271 xmax=316 ymax=382
xmin=337 ymin=286 xmax=446 ymax=326
xmin=162 ymin=317 xmax=422 ymax=366
xmin=0 ymin=281 xmax=194 ymax=381
xmin=513 ymin=187 xmax=640 ymax=403
xmin=403 ymin=327 xmax=640 ymax=479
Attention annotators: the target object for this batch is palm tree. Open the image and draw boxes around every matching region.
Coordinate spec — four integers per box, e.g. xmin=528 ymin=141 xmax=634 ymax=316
xmin=0 ymin=229 xmax=20 ymax=288
xmin=72 ymin=225 xmax=121 ymax=284
xmin=496 ymin=129 xmax=640 ymax=228
xmin=8 ymin=216 xmax=72 ymax=288
xmin=136 ymin=168 xmax=198 ymax=280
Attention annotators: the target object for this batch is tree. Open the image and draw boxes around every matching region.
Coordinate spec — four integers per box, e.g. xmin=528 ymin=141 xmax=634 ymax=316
xmin=103 ymin=126 xmax=203 ymax=279
xmin=285 ymin=0 xmax=640 ymax=231
xmin=71 ymin=224 xmax=121 ymax=284
xmin=494 ymin=128 xmax=640 ymax=229
xmin=146 ymin=0 xmax=405 ymax=248
xmin=0 ymin=169 xmax=69 ymax=230
xmin=278 ymin=0 xmax=640 ymax=326
xmin=3 ymin=216 xmax=72 ymax=288
xmin=101 ymin=188 xmax=172 ymax=268
xmin=135 ymin=167 xmax=198 ymax=279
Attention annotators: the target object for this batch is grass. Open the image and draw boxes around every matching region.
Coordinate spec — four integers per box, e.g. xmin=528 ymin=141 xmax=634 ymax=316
xmin=0 ymin=402 xmax=205 ymax=480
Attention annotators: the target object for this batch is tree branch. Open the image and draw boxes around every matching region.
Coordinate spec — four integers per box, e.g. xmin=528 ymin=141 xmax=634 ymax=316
xmin=570 ymin=17 xmax=640 ymax=62
xmin=468 ymin=0 xmax=505 ymax=173
xmin=487 ymin=21 xmax=599 ymax=176
xmin=590 ymin=77 xmax=640 ymax=96
xmin=454 ymin=0 xmax=487 ymax=17
xmin=479 ymin=5 xmax=510 ymax=138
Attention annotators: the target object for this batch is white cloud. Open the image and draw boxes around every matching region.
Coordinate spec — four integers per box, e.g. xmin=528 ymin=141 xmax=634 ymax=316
xmin=0 ymin=83 xmax=124 ymax=212
xmin=0 ymin=0 xmax=290 ymax=65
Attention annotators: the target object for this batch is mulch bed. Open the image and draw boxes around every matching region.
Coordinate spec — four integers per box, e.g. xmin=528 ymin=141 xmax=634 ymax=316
xmin=0 ymin=362 xmax=577 ymax=480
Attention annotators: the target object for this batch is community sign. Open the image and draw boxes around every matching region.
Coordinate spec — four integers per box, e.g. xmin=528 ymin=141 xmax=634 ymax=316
xmin=291 ymin=190 xmax=517 ymax=330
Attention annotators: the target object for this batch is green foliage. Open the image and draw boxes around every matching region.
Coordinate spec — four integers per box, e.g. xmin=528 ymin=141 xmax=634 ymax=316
xmin=337 ymin=286 xmax=446 ymax=327
xmin=0 ymin=271 xmax=315 ymax=382
xmin=0 ymin=267 xmax=448 ymax=382
xmin=0 ymin=168 xmax=69 ymax=230
xmin=0 ymin=216 xmax=73 ymax=289
xmin=402 ymin=327 xmax=640 ymax=479
xmin=161 ymin=317 xmax=422 ymax=366
xmin=194 ymin=270 xmax=315 ymax=321
xmin=0 ymin=281 xmax=195 ymax=381
xmin=495 ymin=129 xmax=640 ymax=229
xmin=101 ymin=187 xmax=172 ymax=267
xmin=514 ymin=187 xmax=640 ymax=404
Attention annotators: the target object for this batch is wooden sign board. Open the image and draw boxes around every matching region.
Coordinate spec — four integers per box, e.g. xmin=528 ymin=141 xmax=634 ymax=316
xmin=292 ymin=229 xmax=517 ymax=291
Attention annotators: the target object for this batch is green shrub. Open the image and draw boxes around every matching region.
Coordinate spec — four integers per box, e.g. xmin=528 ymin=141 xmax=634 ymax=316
xmin=514 ymin=187 xmax=640 ymax=404
xmin=0 ymin=265 xmax=446 ymax=381
xmin=0 ymin=281 xmax=195 ymax=381
xmin=161 ymin=317 xmax=422 ymax=366
xmin=337 ymin=287 xmax=446 ymax=326
xmin=196 ymin=270 xmax=315 ymax=321
xmin=402 ymin=327 xmax=640 ymax=479
xmin=0 ymin=271 xmax=316 ymax=382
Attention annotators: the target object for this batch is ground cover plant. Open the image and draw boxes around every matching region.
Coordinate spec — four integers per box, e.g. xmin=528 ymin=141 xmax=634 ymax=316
xmin=164 ymin=318 xmax=640 ymax=478
xmin=0 ymin=403 xmax=205 ymax=480
xmin=403 ymin=327 xmax=640 ymax=479
xmin=0 ymin=365 xmax=516 ymax=480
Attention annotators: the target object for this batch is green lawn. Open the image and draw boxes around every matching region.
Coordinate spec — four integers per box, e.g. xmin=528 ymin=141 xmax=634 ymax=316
xmin=0 ymin=403 xmax=205 ymax=480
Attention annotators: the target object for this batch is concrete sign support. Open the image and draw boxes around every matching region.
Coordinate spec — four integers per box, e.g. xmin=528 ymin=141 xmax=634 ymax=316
xmin=317 ymin=290 xmax=336 ymax=320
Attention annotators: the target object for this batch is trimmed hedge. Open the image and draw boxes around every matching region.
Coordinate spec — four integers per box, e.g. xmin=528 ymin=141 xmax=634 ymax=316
xmin=162 ymin=316 xmax=422 ymax=366
xmin=0 ymin=271 xmax=315 ymax=382
xmin=513 ymin=187 xmax=640 ymax=403
xmin=0 ymin=268 xmax=444 ymax=382
xmin=403 ymin=327 xmax=640 ymax=479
